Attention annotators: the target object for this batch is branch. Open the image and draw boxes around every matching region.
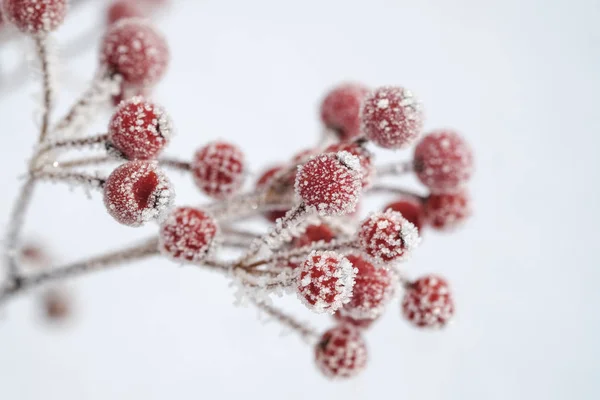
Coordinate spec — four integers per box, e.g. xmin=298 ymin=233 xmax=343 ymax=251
xmin=251 ymin=299 xmax=318 ymax=342
xmin=33 ymin=170 xmax=106 ymax=190
xmin=34 ymin=35 xmax=55 ymax=142
xmin=368 ymin=184 xmax=427 ymax=202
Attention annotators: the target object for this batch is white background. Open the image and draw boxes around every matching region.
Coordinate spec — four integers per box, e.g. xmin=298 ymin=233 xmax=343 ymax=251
xmin=0 ymin=0 xmax=599 ymax=399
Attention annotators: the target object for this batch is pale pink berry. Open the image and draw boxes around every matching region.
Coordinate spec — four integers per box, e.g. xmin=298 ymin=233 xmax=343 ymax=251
xmin=315 ymin=325 xmax=367 ymax=379
xmin=108 ymin=96 xmax=172 ymax=160
xmin=2 ymin=0 xmax=67 ymax=34
xmin=320 ymin=83 xmax=370 ymax=141
xmin=295 ymin=152 xmax=362 ymax=216
xmin=159 ymin=207 xmax=218 ymax=263
xmin=100 ymin=18 xmax=169 ymax=86
xmin=414 ymin=130 xmax=474 ymax=193
xmin=423 ymin=191 xmax=471 ymax=231
xmin=402 ymin=275 xmax=454 ymax=328
xmin=357 ymin=209 xmax=420 ymax=264
xmin=103 ymin=161 xmax=174 ymax=226
xmin=192 ymin=141 xmax=246 ymax=199
xmin=107 ymin=0 xmax=144 ymax=25
xmin=361 ymin=86 xmax=423 ymax=149
xmin=296 ymin=251 xmax=356 ymax=314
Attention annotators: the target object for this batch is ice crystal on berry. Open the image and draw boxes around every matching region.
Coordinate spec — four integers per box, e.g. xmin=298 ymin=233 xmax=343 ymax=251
xmin=315 ymin=325 xmax=367 ymax=379
xmin=402 ymin=275 xmax=454 ymax=328
xmin=192 ymin=141 xmax=246 ymax=199
xmin=424 ymin=191 xmax=471 ymax=231
xmin=3 ymin=0 xmax=67 ymax=34
xmin=384 ymin=199 xmax=425 ymax=233
xmin=159 ymin=207 xmax=218 ymax=263
xmin=320 ymin=83 xmax=370 ymax=141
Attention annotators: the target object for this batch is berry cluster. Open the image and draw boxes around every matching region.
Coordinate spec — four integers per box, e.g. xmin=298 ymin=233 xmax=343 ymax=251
xmin=0 ymin=2 xmax=474 ymax=382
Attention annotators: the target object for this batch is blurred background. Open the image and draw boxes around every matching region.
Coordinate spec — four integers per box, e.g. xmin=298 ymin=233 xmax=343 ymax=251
xmin=0 ymin=0 xmax=599 ymax=399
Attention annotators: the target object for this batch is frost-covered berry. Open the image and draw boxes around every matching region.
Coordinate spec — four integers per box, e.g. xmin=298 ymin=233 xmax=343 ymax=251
xmin=108 ymin=96 xmax=172 ymax=160
xmin=414 ymin=130 xmax=473 ymax=193
xmin=320 ymin=83 xmax=370 ymax=141
xmin=325 ymin=142 xmax=375 ymax=188
xmin=384 ymin=199 xmax=425 ymax=233
xmin=423 ymin=191 xmax=471 ymax=231
xmin=192 ymin=141 xmax=246 ymax=199
xmin=256 ymin=164 xmax=289 ymax=222
xmin=334 ymin=312 xmax=377 ymax=329
xmin=100 ymin=18 xmax=169 ymax=86
xmin=296 ymin=251 xmax=356 ymax=314
xmin=159 ymin=207 xmax=218 ymax=263
xmin=294 ymin=223 xmax=336 ymax=248
xmin=402 ymin=275 xmax=454 ymax=328
xmin=103 ymin=160 xmax=173 ymax=226
xmin=357 ymin=209 xmax=420 ymax=264
xmin=2 ymin=0 xmax=67 ymax=34
xmin=107 ymin=0 xmax=144 ymax=25
xmin=361 ymin=86 xmax=423 ymax=149
xmin=315 ymin=325 xmax=367 ymax=379
xmin=339 ymin=255 xmax=394 ymax=320
xmin=295 ymin=152 xmax=362 ymax=216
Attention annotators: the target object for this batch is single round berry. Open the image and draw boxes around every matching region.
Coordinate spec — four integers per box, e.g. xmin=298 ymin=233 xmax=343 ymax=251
xmin=325 ymin=141 xmax=375 ymax=188
xmin=295 ymin=152 xmax=362 ymax=216
xmin=315 ymin=325 xmax=367 ymax=379
xmin=159 ymin=207 xmax=218 ymax=263
xmin=334 ymin=312 xmax=377 ymax=329
xmin=192 ymin=141 xmax=246 ymax=199
xmin=41 ymin=289 xmax=71 ymax=323
xmin=294 ymin=223 xmax=336 ymax=248
xmin=107 ymin=0 xmax=144 ymax=25
xmin=402 ymin=275 xmax=454 ymax=328
xmin=414 ymin=130 xmax=474 ymax=193
xmin=296 ymin=251 xmax=356 ymax=314
xmin=256 ymin=164 xmax=290 ymax=222
xmin=3 ymin=0 xmax=67 ymax=34
xmin=357 ymin=209 xmax=420 ymax=264
xmin=339 ymin=254 xmax=395 ymax=320
xmin=320 ymin=83 xmax=370 ymax=141
xmin=384 ymin=199 xmax=425 ymax=233
xmin=100 ymin=18 xmax=169 ymax=86
xmin=103 ymin=160 xmax=174 ymax=226
xmin=108 ymin=96 xmax=172 ymax=160
xmin=361 ymin=86 xmax=423 ymax=149
xmin=423 ymin=191 xmax=471 ymax=231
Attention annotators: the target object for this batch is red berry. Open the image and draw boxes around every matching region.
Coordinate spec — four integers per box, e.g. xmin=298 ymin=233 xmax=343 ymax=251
xmin=111 ymin=82 xmax=151 ymax=107
xmin=42 ymin=289 xmax=71 ymax=323
xmin=291 ymin=148 xmax=318 ymax=164
xmin=192 ymin=141 xmax=246 ymax=199
xmin=108 ymin=96 xmax=172 ymax=160
xmin=315 ymin=325 xmax=367 ymax=379
xmin=402 ymin=275 xmax=454 ymax=328
xmin=294 ymin=223 xmax=336 ymax=248
xmin=361 ymin=86 xmax=423 ymax=149
xmin=100 ymin=18 xmax=169 ymax=86
xmin=325 ymin=141 xmax=375 ymax=188
xmin=320 ymin=83 xmax=370 ymax=141
xmin=296 ymin=251 xmax=356 ymax=314
xmin=107 ymin=0 xmax=144 ymax=25
xmin=334 ymin=312 xmax=377 ymax=329
xmin=2 ymin=0 xmax=67 ymax=34
xmin=256 ymin=165 xmax=290 ymax=222
xmin=103 ymin=160 xmax=174 ymax=226
xmin=159 ymin=207 xmax=218 ymax=263
xmin=423 ymin=191 xmax=471 ymax=231
xmin=295 ymin=152 xmax=362 ymax=216
xmin=357 ymin=209 xmax=420 ymax=264
xmin=339 ymin=254 xmax=395 ymax=320
xmin=384 ymin=199 xmax=425 ymax=233
xmin=414 ymin=130 xmax=473 ymax=193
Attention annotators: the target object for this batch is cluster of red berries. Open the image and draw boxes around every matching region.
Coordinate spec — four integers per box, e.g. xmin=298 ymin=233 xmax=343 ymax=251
xmin=4 ymin=1 xmax=474 ymax=381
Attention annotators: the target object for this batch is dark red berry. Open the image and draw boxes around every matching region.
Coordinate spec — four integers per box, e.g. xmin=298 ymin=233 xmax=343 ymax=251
xmin=108 ymin=96 xmax=172 ymax=160
xmin=192 ymin=141 xmax=246 ymax=199
xmin=402 ymin=275 xmax=454 ymax=328
xmin=384 ymin=199 xmax=425 ymax=233
xmin=315 ymin=325 xmax=367 ymax=379
xmin=2 ymin=0 xmax=67 ymax=34
xmin=255 ymin=164 xmax=290 ymax=222
xmin=103 ymin=160 xmax=174 ymax=226
xmin=101 ymin=18 xmax=169 ymax=86
xmin=357 ymin=210 xmax=420 ymax=264
xmin=295 ymin=152 xmax=362 ymax=216
xmin=320 ymin=83 xmax=370 ymax=141
xmin=423 ymin=191 xmax=471 ymax=231
xmin=297 ymin=251 xmax=356 ymax=314
xmin=293 ymin=223 xmax=336 ymax=248
xmin=414 ymin=130 xmax=473 ymax=193
xmin=361 ymin=86 xmax=423 ymax=149
xmin=159 ymin=207 xmax=218 ymax=263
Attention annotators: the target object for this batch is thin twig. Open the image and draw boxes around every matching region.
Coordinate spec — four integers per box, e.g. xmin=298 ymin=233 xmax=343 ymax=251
xmin=376 ymin=160 xmax=413 ymax=177
xmin=159 ymin=157 xmax=191 ymax=172
xmin=34 ymin=35 xmax=54 ymax=143
xmin=251 ymin=299 xmax=318 ymax=341
xmin=32 ymin=170 xmax=106 ymax=189
xmin=368 ymin=184 xmax=427 ymax=202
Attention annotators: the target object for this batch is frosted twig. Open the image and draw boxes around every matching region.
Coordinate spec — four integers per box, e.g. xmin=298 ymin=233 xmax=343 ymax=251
xmin=159 ymin=157 xmax=191 ymax=172
xmin=251 ymin=299 xmax=318 ymax=342
xmin=369 ymin=184 xmax=427 ymax=202
xmin=0 ymin=238 xmax=159 ymax=304
xmin=55 ymin=155 xmax=115 ymax=169
xmin=32 ymin=170 xmax=106 ymax=190
xmin=33 ymin=134 xmax=109 ymax=169
xmin=376 ymin=160 xmax=413 ymax=177
xmin=34 ymin=35 xmax=54 ymax=143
